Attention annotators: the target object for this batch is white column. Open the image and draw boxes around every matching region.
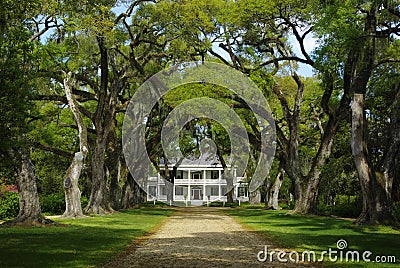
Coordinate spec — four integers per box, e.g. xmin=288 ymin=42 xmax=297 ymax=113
xmin=157 ymin=172 xmax=160 ymax=200
xmin=235 ymin=185 xmax=238 ymax=199
xmin=203 ymin=170 xmax=206 ymax=201
xmin=188 ymin=170 xmax=191 ymax=201
xmin=173 ymin=184 xmax=175 ymax=201
xmin=203 ymin=181 xmax=206 ymax=201
xmin=218 ymin=169 xmax=222 ymax=200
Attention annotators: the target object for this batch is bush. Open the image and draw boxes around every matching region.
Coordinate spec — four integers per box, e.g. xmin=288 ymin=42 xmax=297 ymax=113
xmin=40 ymin=193 xmax=88 ymax=215
xmin=0 ymin=192 xmax=19 ymax=220
xmin=81 ymin=196 xmax=89 ymax=210
xmin=393 ymin=201 xmax=400 ymax=222
xmin=0 ymin=191 xmax=90 ymax=219
xmin=40 ymin=193 xmax=65 ymax=215
xmin=279 ymin=200 xmax=294 ymax=210
xmin=208 ymin=201 xmax=239 ymax=207
xmin=318 ymin=195 xmax=362 ymax=218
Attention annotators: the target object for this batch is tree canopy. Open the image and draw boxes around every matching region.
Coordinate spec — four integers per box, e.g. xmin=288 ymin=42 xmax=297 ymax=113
xmin=0 ymin=0 xmax=399 ymax=226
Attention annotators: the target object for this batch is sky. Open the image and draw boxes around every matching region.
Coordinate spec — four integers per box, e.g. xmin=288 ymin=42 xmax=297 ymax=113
xmin=211 ymin=35 xmax=317 ymax=78
xmin=111 ymin=4 xmax=317 ymax=78
xmin=290 ymin=35 xmax=317 ymax=77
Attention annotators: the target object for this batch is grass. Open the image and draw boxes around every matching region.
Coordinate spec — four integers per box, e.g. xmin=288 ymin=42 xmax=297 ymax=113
xmin=0 ymin=208 xmax=175 ymax=267
xmin=225 ymin=209 xmax=400 ymax=267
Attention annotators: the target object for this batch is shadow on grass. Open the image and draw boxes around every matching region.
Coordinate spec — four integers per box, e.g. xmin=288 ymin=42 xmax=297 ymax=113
xmin=0 ymin=208 xmax=175 ymax=268
xmin=225 ymin=209 xmax=400 ymax=267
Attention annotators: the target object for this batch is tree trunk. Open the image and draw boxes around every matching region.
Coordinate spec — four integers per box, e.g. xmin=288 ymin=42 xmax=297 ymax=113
xmin=224 ymin=167 xmax=234 ymax=203
xmin=63 ymin=152 xmax=85 ymax=218
xmin=63 ymin=72 xmax=87 ymax=218
xmin=109 ymin=159 xmax=122 ymax=210
xmin=249 ymin=189 xmax=261 ymax=204
xmin=120 ymin=173 xmax=145 ymax=209
xmin=106 ymin=119 xmax=122 ymax=211
xmin=85 ymin=38 xmax=125 ymax=215
xmin=262 ymin=174 xmax=272 ymax=207
xmin=380 ymin=88 xmax=400 ymax=204
xmin=120 ymin=174 xmax=134 ymax=209
xmin=85 ymin=139 xmax=113 ymax=214
xmin=351 ymin=94 xmax=398 ymax=226
xmin=161 ymin=158 xmax=174 ymax=204
xmin=268 ymin=169 xmax=284 ymax=210
xmin=4 ymin=149 xmax=49 ymax=225
xmin=290 ymin=108 xmax=338 ymax=214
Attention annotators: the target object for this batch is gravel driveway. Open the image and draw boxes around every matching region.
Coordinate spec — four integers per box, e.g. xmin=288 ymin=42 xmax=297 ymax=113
xmin=105 ymin=207 xmax=317 ymax=268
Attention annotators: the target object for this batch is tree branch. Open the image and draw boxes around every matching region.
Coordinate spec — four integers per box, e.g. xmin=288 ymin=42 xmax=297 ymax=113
xmin=34 ymin=142 xmax=73 ymax=158
xmin=63 ymin=72 xmax=89 ymax=157
xmin=35 ymin=95 xmax=67 ymax=103
xmin=29 ymin=16 xmax=58 ymax=42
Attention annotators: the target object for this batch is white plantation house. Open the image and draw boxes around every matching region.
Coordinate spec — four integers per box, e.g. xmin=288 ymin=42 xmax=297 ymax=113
xmin=147 ymin=153 xmax=249 ymax=205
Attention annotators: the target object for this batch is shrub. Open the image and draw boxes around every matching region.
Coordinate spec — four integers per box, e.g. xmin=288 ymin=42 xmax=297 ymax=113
xmin=0 ymin=191 xmax=90 ymax=218
xmin=393 ymin=201 xmax=400 ymax=222
xmin=40 ymin=193 xmax=89 ymax=215
xmin=208 ymin=201 xmax=239 ymax=207
xmin=0 ymin=192 xmax=19 ymax=220
xmin=81 ymin=196 xmax=89 ymax=210
xmin=318 ymin=195 xmax=362 ymax=218
xmin=279 ymin=200 xmax=295 ymax=210
xmin=40 ymin=193 xmax=65 ymax=215
xmin=0 ymin=183 xmax=17 ymax=199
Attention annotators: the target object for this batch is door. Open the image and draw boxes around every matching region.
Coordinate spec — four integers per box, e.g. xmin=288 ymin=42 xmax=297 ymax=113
xmin=192 ymin=189 xmax=201 ymax=200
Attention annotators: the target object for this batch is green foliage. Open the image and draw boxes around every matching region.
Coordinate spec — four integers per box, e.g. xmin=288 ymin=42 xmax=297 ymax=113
xmin=393 ymin=202 xmax=400 ymax=222
xmin=0 ymin=192 xmax=19 ymax=220
xmin=0 ymin=0 xmax=398 ymax=229
xmin=39 ymin=193 xmax=88 ymax=215
xmin=209 ymin=201 xmax=239 ymax=207
xmin=81 ymin=195 xmax=88 ymax=210
xmin=279 ymin=200 xmax=295 ymax=210
xmin=31 ymin=151 xmax=69 ymax=195
xmin=0 ymin=190 xmax=89 ymax=219
xmin=39 ymin=193 xmax=65 ymax=215
xmin=0 ymin=18 xmax=34 ymax=165
xmin=318 ymin=195 xmax=362 ymax=218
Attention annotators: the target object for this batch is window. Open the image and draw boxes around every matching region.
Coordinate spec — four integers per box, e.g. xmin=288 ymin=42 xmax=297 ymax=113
xmin=176 ymin=170 xmax=183 ymax=179
xmin=221 ymin=187 xmax=227 ymax=195
xmin=238 ymin=186 xmax=248 ymax=197
xmin=211 ymin=186 xmax=219 ymax=196
xmin=175 ymin=186 xmax=184 ymax=195
xmin=192 ymin=172 xmax=202 ymax=180
xmin=211 ymin=170 xmax=219 ymax=180
xmin=148 ymin=186 xmax=157 ymax=197
xmin=160 ymin=186 xmax=166 ymax=195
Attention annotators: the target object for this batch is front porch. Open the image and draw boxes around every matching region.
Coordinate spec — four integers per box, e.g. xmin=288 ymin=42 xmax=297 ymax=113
xmin=147 ymin=174 xmax=249 ymax=205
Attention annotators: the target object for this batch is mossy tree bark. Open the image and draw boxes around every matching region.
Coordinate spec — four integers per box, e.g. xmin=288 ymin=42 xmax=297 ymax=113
xmin=4 ymin=149 xmax=50 ymax=226
xmin=62 ymin=72 xmax=88 ymax=218
xmin=351 ymin=94 xmax=398 ymax=226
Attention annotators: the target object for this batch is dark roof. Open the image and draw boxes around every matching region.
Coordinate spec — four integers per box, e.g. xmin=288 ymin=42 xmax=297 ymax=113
xmin=160 ymin=152 xmax=220 ymax=166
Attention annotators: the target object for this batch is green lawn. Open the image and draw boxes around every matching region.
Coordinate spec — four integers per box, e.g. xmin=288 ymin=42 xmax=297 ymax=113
xmin=0 ymin=208 xmax=175 ymax=267
xmin=225 ymin=209 xmax=400 ymax=267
